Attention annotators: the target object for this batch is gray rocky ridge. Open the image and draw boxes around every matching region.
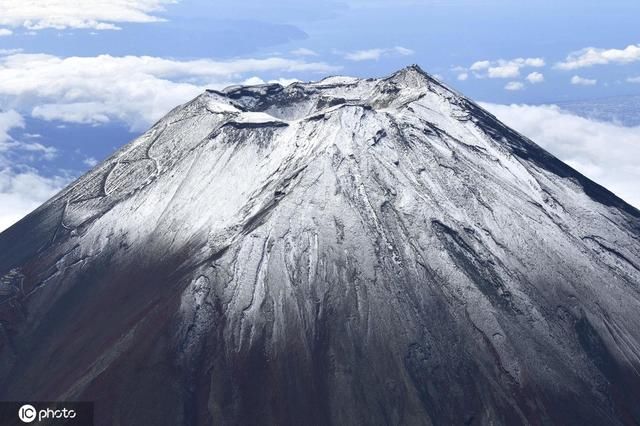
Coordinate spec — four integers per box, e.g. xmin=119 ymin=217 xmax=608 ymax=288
xmin=0 ymin=66 xmax=639 ymax=425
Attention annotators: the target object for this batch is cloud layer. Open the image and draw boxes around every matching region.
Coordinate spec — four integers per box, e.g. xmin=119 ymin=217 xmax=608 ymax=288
xmin=526 ymin=72 xmax=544 ymax=84
xmin=469 ymin=57 xmax=545 ymax=79
xmin=504 ymin=81 xmax=524 ymax=91
xmin=458 ymin=42 xmax=640 ymax=89
xmin=0 ymin=110 xmax=22 ymax=148
xmin=483 ymin=103 xmax=640 ymax=208
xmin=457 ymin=57 xmax=547 ymax=91
xmin=557 ymin=44 xmax=640 ymax=70
xmin=0 ymin=110 xmax=67 ymax=231
xmin=0 ymin=0 xmax=177 ymax=30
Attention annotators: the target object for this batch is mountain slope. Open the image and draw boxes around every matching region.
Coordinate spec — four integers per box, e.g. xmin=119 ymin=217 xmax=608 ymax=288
xmin=1 ymin=66 xmax=639 ymax=425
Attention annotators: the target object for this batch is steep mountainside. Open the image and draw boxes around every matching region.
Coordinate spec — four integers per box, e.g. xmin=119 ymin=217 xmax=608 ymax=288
xmin=1 ymin=66 xmax=639 ymax=425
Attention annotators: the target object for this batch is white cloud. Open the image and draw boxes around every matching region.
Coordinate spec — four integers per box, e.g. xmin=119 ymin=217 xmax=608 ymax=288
xmin=0 ymin=48 xmax=22 ymax=56
xmin=0 ymin=111 xmax=56 ymax=159
xmin=291 ymin=48 xmax=318 ymax=57
xmin=241 ymin=76 xmax=300 ymax=86
xmin=32 ymin=103 xmax=113 ymax=125
xmin=0 ymin=53 xmax=339 ymax=131
xmin=0 ymin=110 xmax=67 ymax=231
xmin=467 ymin=57 xmax=545 ymax=79
xmin=526 ymin=71 xmax=544 ymax=84
xmin=482 ymin=103 xmax=640 ymax=208
xmin=0 ymin=0 xmax=177 ymax=31
xmin=627 ymin=76 xmax=640 ymax=83
xmin=0 ymin=168 xmax=68 ymax=231
xmin=505 ymin=81 xmax=524 ymax=91
xmin=557 ymin=44 xmax=640 ymax=70
xmin=0 ymin=110 xmax=23 ymax=149
xmin=470 ymin=60 xmax=491 ymax=71
xmin=343 ymin=46 xmax=414 ymax=61
xmin=394 ymin=46 xmax=414 ymax=56
xmin=571 ymin=75 xmax=597 ymax=86
xmin=489 ymin=63 xmax=520 ymax=79
xmin=0 ymin=28 xmax=12 ymax=36
xmin=523 ymin=58 xmax=545 ymax=67
xmin=14 ymin=141 xmax=57 ymax=160
xmin=457 ymin=72 xmax=468 ymax=81
xmin=344 ymin=49 xmax=385 ymax=61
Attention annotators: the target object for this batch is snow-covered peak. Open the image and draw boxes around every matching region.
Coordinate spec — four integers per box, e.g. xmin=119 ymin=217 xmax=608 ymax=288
xmin=196 ymin=65 xmax=455 ymax=125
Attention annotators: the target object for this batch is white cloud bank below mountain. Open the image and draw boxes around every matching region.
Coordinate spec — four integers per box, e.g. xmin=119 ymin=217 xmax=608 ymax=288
xmin=483 ymin=102 xmax=640 ymax=209
xmin=0 ymin=110 xmax=68 ymax=232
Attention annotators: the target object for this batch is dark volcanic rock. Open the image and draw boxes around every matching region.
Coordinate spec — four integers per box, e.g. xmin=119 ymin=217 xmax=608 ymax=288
xmin=1 ymin=66 xmax=640 ymax=425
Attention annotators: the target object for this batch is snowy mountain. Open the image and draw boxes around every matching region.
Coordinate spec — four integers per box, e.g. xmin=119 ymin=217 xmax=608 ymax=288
xmin=1 ymin=65 xmax=639 ymax=425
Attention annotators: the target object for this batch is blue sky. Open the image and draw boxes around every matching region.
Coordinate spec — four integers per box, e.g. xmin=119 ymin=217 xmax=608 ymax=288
xmin=0 ymin=0 xmax=639 ymax=229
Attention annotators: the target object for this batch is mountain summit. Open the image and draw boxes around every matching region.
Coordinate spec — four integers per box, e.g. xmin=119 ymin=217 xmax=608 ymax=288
xmin=1 ymin=66 xmax=639 ymax=425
